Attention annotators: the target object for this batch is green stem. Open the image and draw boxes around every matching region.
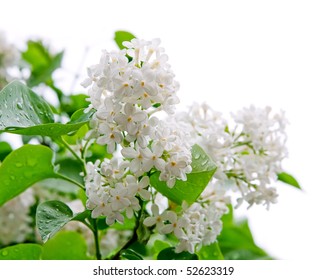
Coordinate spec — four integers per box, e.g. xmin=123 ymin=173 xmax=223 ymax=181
xmin=80 ymin=220 xmax=94 ymax=232
xmin=59 ymin=136 xmax=87 ymax=174
xmin=81 ymin=139 xmax=92 ymax=160
xmin=111 ymin=226 xmax=138 ymax=260
xmin=111 ymin=200 xmax=144 ymax=260
xmin=91 ymin=218 xmax=102 ymax=260
xmin=56 ymin=173 xmax=85 ymax=190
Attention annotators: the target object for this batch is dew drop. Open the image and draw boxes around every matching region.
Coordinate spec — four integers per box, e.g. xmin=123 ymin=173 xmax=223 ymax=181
xmin=201 ymin=159 xmax=209 ymax=166
xmin=10 ymin=175 xmax=15 ymax=180
xmin=1 ymin=250 xmax=8 ymax=257
xmin=15 ymin=162 xmax=23 ymax=168
xmin=17 ymin=102 xmax=23 ymax=110
xmin=27 ymin=158 xmax=37 ymax=167
xmin=194 ymin=153 xmax=200 ymax=160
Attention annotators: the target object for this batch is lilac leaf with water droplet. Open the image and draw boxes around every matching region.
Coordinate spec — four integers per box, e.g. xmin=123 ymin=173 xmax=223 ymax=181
xmin=0 ymin=144 xmax=59 ymax=206
xmin=36 ymin=200 xmax=90 ymax=243
xmin=0 ymin=244 xmax=43 ymax=260
xmin=0 ymin=81 xmax=94 ymax=137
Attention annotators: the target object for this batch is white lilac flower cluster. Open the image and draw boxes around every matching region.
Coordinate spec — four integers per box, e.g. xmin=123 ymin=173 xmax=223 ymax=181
xmin=82 ymin=38 xmax=288 ymax=254
xmin=0 ymin=189 xmax=35 ymax=245
xmin=0 ymin=31 xmax=19 ymax=89
xmin=82 ymin=39 xmax=192 ymax=226
xmin=144 ymin=183 xmax=229 ymax=253
xmin=175 ymin=103 xmax=287 ymax=210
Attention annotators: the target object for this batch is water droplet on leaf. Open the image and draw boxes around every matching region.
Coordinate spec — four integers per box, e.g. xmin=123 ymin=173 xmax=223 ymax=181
xmin=201 ymin=159 xmax=209 ymax=166
xmin=1 ymin=250 xmax=8 ymax=256
xmin=27 ymin=158 xmax=37 ymax=167
xmin=17 ymin=102 xmax=23 ymax=110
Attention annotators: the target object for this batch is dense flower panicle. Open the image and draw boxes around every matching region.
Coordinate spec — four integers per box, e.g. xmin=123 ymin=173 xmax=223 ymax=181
xmin=0 ymin=189 xmax=35 ymax=245
xmin=82 ymin=38 xmax=193 ymax=225
xmin=82 ymin=37 xmax=289 ymax=254
xmin=176 ymin=103 xmax=288 ymax=210
xmin=82 ymin=38 xmax=180 ymax=115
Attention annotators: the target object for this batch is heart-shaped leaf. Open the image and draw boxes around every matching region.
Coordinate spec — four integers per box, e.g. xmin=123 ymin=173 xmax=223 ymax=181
xmin=36 ymin=200 xmax=74 ymax=242
xmin=36 ymin=200 xmax=90 ymax=242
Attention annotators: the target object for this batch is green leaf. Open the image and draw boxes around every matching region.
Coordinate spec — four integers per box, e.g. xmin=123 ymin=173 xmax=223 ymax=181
xmin=36 ymin=200 xmax=88 ymax=242
xmin=219 ymin=207 xmax=271 ymax=260
xmin=73 ymin=209 xmax=91 ymax=222
xmin=62 ymin=94 xmax=90 ymax=116
xmin=0 ymin=80 xmax=54 ymax=131
xmin=22 ymin=40 xmax=64 ymax=87
xmin=114 ymin=31 xmax=136 ymax=50
xmin=37 ymin=178 xmax=80 ymax=196
xmin=157 ymin=247 xmax=198 ymax=260
xmin=86 ymin=142 xmax=113 ymax=162
xmin=0 ymin=141 xmax=12 ymax=161
xmin=150 ymin=144 xmax=217 ymax=205
xmin=42 ymin=231 xmax=90 ymax=260
xmin=121 ymin=248 xmax=143 ymax=260
xmin=197 ymin=242 xmax=224 ymax=260
xmin=0 ymin=144 xmax=58 ymax=206
xmin=221 ymin=204 xmax=234 ymax=226
xmin=152 ymin=240 xmax=172 ymax=259
xmin=219 ymin=219 xmax=270 ymax=260
xmin=0 ymin=81 xmax=94 ymax=137
xmin=278 ymin=172 xmax=301 ymax=189
xmin=0 ymin=244 xmax=43 ymax=260
xmin=222 ymin=249 xmax=272 ymax=260
xmin=3 ymin=108 xmax=94 ymax=138
xmin=153 ymin=239 xmax=171 ymax=256
xmin=62 ymin=124 xmax=88 ymax=145
xmin=56 ymin=158 xmax=84 ymax=184
xmin=36 ymin=200 xmax=74 ymax=242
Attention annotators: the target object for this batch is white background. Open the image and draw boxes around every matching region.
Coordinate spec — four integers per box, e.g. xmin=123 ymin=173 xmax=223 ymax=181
xmin=1 ymin=0 xmax=327 ymax=260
